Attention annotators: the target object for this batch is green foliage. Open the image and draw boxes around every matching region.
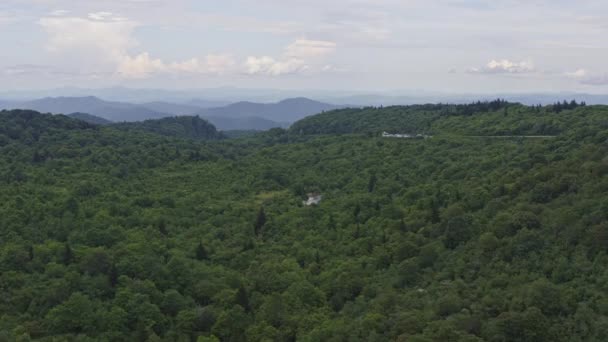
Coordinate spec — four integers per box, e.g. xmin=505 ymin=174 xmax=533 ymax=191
xmin=1 ymin=105 xmax=608 ymax=341
xmin=113 ymin=116 xmax=223 ymax=141
xmin=195 ymin=241 xmax=208 ymax=261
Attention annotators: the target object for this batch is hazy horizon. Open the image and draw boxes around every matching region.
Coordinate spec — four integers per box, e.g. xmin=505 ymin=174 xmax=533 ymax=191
xmin=4 ymin=86 xmax=608 ymax=106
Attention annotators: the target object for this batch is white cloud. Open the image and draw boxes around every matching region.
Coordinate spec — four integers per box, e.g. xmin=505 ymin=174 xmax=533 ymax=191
xmin=49 ymin=10 xmax=69 ymax=16
xmin=118 ymin=53 xmax=237 ymax=78
xmin=580 ymin=74 xmax=608 ymax=86
xmin=88 ymin=12 xmax=115 ymax=21
xmin=561 ymin=69 xmax=608 ymax=86
xmin=39 ymin=14 xmax=137 ymax=63
xmin=37 ymin=11 xmax=337 ymax=79
xmin=245 ymin=39 xmax=336 ymax=76
xmin=244 ymin=56 xmax=307 ymax=76
xmin=467 ymin=59 xmax=535 ymax=74
xmin=39 ymin=13 xmax=237 ymax=79
xmin=117 ymin=53 xmax=165 ymax=78
xmin=199 ymin=54 xmax=237 ymax=74
xmin=3 ymin=64 xmax=54 ymax=76
xmin=285 ymin=39 xmax=337 ymax=58
xmin=565 ymin=68 xmax=587 ymax=78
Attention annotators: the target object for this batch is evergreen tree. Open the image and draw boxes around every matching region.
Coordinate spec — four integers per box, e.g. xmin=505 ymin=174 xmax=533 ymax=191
xmin=32 ymin=149 xmax=44 ymax=163
xmin=235 ymin=285 xmax=250 ymax=312
xmin=399 ymin=218 xmax=407 ymax=232
xmin=195 ymin=241 xmax=208 ymax=260
xmin=243 ymin=238 xmax=255 ymax=251
xmin=62 ymin=243 xmax=73 ymax=265
xmin=109 ymin=264 xmax=118 ymax=287
xmin=353 ymin=203 xmax=361 ymax=222
xmin=158 ymin=220 xmax=168 ymax=236
xmin=328 ymin=214 xmax=336 ymax=230
xmin=354 ymin=223 xmax=361 ymax=239
xmin=254 ymin=207 xmax=266 ymax=237
xmin=27 ymin=245 xmax=34 ymax=261
xmin=430 ymin=200 xmax=440 ymax=224
xmin=368 ymin=173 xmax=377 ymax=193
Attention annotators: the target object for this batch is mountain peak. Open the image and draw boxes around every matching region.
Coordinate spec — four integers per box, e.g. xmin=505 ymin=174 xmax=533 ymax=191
xmin=199 ymin=98 xmax=342 ymax=123
xmin=278 ymin=97 xmax=318 ymax=104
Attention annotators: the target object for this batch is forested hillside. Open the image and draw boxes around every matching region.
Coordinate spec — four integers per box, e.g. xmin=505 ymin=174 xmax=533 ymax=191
xmin=1 ymin=103 xmax=608 ymax=341
xmin=68 ymin=113 xmax=113 ymax=126
xmin=112 ymin=116 xmax=224 ymax=141
xmin=290 ymin=100 xmax=595 ymax=137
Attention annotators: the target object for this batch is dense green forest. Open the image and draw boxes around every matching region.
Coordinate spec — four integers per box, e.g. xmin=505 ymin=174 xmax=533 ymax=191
xmin=1 ymin=102 xmax=608 ymax=341
xmin=67 ymin=113 xmax=113 ymax=126
xmin=112 ymin=116 xmax=224 ymax=141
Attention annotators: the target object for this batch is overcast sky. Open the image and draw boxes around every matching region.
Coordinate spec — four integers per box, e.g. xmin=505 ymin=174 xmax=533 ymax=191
xmin=1 ymin=0 xmax=607 ymax=93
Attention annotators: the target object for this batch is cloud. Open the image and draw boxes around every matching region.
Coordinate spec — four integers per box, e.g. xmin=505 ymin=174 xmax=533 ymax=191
xmin=49 ymin=10 xmax=70 ymax=16
xmin=88 ymin=12 xmax=115 ymax=21
xmin=39 ymin=12 xmax=237 ymax=79
xmin=565 ymin=68 xmax=587 ymax=78
xmin=244 ymin=56 xmax=308 ymax=76
xmin=467 ymin=59 xmax=535 ymax=74
xmin=562 ymin=69 xmax=608 ymax=86
xmin=245 ymin=39 xmax=336 ymax=76
xmin=1 ymin=64 xmax=113 ymax=80
xmin=117 ymin=53 xmax=165 ymax=78
xmin=3 ymin=64 xmax=54 ymax=76
xmin=118 ymin=53 xmax=236 ymax=78
xmin=40 ymin=11 xmax=324 ymax=79
xmin=285 ymin=39 xmax=337 ymax=58
xmin=580 ymin=74 xmax=608 ymax=86
xmin=39 ymin=14 xmax=136 ymax=63
xmin=199 ymin=54 xmax=237 ymax=74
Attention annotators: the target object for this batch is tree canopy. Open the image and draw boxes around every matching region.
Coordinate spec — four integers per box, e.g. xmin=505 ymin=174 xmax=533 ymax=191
xmin=1 ymin=103 xmax=607 ymax=341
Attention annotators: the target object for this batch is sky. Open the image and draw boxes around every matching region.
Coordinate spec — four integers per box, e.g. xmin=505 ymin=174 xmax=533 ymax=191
xmin=1 ymin=0 xmax=607 ymax=93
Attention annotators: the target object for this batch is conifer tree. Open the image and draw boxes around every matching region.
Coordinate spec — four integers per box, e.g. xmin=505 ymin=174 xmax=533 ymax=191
xmin=109 ymin=264 xmax=119 ymax=287
xmin=399 ymin=218 xmax=407 ymax=232
xmin=195 ymin=241 xmax=208 ymax=260
xmin=28 ymin=245 xmax=34 ymax=261
xmin=235 ymin=285 xmax=250 ymax=312
xmin=62 ymin=243 xmax=73 ymax=265
xmin=254 ymin=207 xmax=266 ymax=236
xmin=368 ymin=173 xmax=377 ymax=193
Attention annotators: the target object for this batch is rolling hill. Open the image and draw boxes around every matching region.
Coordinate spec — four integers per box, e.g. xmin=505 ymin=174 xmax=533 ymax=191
xmin=68 ymin=113 xmax=113 ymax=125
xmin=15 ymin=96 xmax=169 ymax=122
xmin=0 ymin=96 xmax=343 ymax=131
xmin=204 ymin=116 xmax=287 ymax=131
xmin=112 ymin=116 xmax=223 ymax=140
xmin=139 ymin=101 xmax=204 ymax=116
xmin=198 ymin=97 xmax=344 ymax=123
xmin=1 ymin=102 xmax=608 ymax=340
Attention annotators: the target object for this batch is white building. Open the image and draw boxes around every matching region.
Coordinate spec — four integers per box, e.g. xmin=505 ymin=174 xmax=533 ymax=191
xmin=382 ymin=132 xmax=431 ymax=139
xmin=382 ymin=132 xmax=413 ymax=138
xmin=304 ymin=193 xmax=322 ymax=206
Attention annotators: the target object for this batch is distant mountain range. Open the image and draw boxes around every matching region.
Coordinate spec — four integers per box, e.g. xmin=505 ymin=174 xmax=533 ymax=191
xmin=112 ymin=116 xmax=223 ymax=141
xmin=138 ymin=101 xmax=205 ymax=116
xmin=2 ymin=87 xmax=608 ymax=106
xmin=0 ymin=96 xmax=342 ymax=131
xmin=204 ymin=116 xmax=289 ymax=131
xmin=196 ymin=97 xmax=344 ymax=123
xmin=5 ymin=96 xmax=168 ymax=122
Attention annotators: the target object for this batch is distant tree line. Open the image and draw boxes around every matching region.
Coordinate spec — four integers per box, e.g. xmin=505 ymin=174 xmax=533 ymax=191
xmin=550 ymin=100 xmax=586 ymax=113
